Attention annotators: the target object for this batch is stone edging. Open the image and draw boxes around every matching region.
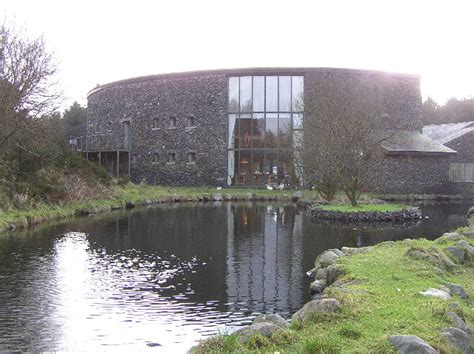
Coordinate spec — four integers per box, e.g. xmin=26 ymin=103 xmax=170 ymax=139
xmin=310 ymin=205 xmax=422 ymax=222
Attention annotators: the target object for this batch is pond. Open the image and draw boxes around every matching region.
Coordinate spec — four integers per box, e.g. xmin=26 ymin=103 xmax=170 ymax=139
xmin=0 ymin=200 xmax=471 ymax=352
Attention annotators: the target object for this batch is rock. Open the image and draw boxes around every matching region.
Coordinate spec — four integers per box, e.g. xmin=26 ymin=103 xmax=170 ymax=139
xmin=458 ymin=240 xmax=474 ymax=256
xmin=445 ymin=246 xmax=466 ymax=264
xmin=440 ymin=327 xmax=472 ymax=354
xmin=212 ymin=194 xmax=223 ymax=201
xmin=234 ymin=322 xmax=282 ymax=343
xmin=326 ymin=264 xmax=344 ymax=285
xmin=246 ymin=193 xmax=254 ymax=200
xmin=292 ymin=191 xmax=303 ymax=201
xmin=252 ymin=314 xmax=290 ymax=329
xmin=292 ymin=299 xmax=341 ymax=323
xmin=125 ymin=201 xmax=136 ymax=209
xmin=309 ymin=279 xmax=327 ymax=294
xmin=419 ymin=288 xmax=451 ymax=300
xmin=445 ymin=283 xmax=469 ymax=299
xmin=315 ymin=250 xmax=341 ymax=268
xmin=407 ymin=247 xmax=456 ymax=269
xmin=329 ymin=248 xmax=345 ymax=257
xmin=388 ymin=335 xmax=437 ymax=354
xmin=315 ymin=267 xmax=328 ymax=280
xmin=438 ymin=232 xmax=463 ymax=241
xmin=341 ymin=246 xmax=373 ymax=256
xmin=447 ymin=312 xmax=473 ymax=335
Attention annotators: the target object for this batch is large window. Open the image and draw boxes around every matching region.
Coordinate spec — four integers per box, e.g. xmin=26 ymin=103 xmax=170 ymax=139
xmin=227 ymin=75 xmax=304 ymax=186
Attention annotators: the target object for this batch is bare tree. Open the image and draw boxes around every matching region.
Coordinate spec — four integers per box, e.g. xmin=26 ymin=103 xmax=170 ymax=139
xmin=303 ymin=80 xmax=397 ymax=206
xmin=0 ymin=23 xmax=62 ymax=182
xmin=0 ymin=23 xmax=61 ymax=148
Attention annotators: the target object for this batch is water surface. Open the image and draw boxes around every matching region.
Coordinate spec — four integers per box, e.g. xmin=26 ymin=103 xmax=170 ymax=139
xmin=0 ymin=201 xmax=471 ymax=352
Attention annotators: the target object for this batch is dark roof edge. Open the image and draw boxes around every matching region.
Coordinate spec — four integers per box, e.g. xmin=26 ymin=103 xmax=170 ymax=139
xmin=383 ymin=149 xmax=457 ymax=156
xmin=87 ymin=67 xmax=420 ymax=98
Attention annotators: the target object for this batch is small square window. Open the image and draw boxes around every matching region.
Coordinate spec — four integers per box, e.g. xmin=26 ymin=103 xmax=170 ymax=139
xmin=168 ymin=117 xmax=176 ymax=128
xmin=152 ymin=152 xmax=159 ymax=163
xmin=152 ymin=118 xmax=159 ymax=129
xmin=167 ymin=152 xmax=176 ymax=163
xmin=188 ymin=152 xmax=196 ymax=163
xmin=186 ymin=116 xmax=195 ymax=127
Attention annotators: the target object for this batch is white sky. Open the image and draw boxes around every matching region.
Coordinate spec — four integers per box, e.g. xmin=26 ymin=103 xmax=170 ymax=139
xmin=2 ymin=0 xmax=474 ymax=111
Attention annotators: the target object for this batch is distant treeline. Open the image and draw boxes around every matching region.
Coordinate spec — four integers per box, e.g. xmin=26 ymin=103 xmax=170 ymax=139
xmin=422 ymin=97 xmax=474 ymax=125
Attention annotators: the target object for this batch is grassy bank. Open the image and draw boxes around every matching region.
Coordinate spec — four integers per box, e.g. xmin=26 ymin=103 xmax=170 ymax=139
xmin=0 ymin=184 xmax=320 ymax=232
xmin=195 ymin=231 xmax=474 ymax=353
xmin=319 ymin=203 xmax=411 ymax=213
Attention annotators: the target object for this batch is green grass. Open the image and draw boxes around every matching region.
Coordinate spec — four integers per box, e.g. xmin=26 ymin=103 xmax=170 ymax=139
xmin=319 ymin=203 xmax=411 ymax=213
xmin=193 ymin=236 xmax=474 ymax=353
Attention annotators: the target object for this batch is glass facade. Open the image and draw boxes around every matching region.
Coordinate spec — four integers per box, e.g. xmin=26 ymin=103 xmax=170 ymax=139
xmin=227 ymin=75 xmax=304 ymax=186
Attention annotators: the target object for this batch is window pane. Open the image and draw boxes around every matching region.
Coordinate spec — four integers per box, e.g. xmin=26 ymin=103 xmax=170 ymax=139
xmin=252 ymin=76 xmax=264 ymax=111
xmin=292 ymin=76 xmax=304 ymax=111
xmin=238 ymin=150 xmax=251 ymax=185
xmin=238 ymin=116 xmax=252 ymax=148
xmin=251 ymin=149 xmax=265 ymax=185
xmin=229 ymin=77 xmax=239 ymax=112
xmin=264 ymin=150 xmax=279 ymax=185
xmin=279 ymin=113 xmax=291 ymax=149
xmin=265 ymin=114 xmax=278 ymax=148
xmin=251 ymin=113 xmax=265 ymax=149
xmin=279 ymin=76 xmax=291 ymax=112
xmin=228 ymin=114 xmax=237 ymax=149
xmin=266 ymin=76 xmax=278 ymax=111
xmin=293 ymin=113 xmax=303 ymax=129
xmin=240 ymin=76 xmax=252 ymax=112
xmin=227 ymin=150 xmax=237 ymax=186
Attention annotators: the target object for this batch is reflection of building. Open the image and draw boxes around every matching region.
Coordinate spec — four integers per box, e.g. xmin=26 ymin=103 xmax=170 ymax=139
xmin=86 ymin=67 xmax=457 ymax=192
xmin=225 ymin=204 xmax=305 ymax=314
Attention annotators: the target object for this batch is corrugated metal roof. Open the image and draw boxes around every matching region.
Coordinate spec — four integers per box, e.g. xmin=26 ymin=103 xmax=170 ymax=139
xmin=422 ymin=121 xmax=474 ymax=144
xmin=381 ymin=130 xmax=457 ymax=155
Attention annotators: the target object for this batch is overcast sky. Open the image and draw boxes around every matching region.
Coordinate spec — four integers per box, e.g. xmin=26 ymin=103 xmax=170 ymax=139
xmin=3 ymin=0 xmax=474 ymax=111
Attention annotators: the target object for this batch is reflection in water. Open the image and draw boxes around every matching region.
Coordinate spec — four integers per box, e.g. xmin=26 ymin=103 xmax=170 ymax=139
xmin=0 ymin=201 xmax=470 ymax=352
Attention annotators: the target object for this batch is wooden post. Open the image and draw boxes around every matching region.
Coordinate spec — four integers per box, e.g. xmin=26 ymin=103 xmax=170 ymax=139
xmin=98 ymin=151 xmax=101 ymax=166
xmin=116 ymin=151 xmax=120 ymax=177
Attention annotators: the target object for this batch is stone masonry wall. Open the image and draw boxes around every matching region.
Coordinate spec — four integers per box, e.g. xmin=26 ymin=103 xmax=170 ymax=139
xmin=88 ymin=73 xmax=228 ymax=185
xmin=371 ymin=154 xmax=451 ymax=194
xmin=445 ymin=130 xmax=474 ymax=196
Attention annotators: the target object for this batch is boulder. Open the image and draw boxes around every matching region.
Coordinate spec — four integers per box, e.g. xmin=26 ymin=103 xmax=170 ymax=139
xmin=419 ymin=288 xmax=451 ymax=300
xmin=458 ymin=240 xmax=474 ymax=256
xmin=447 ymin=312 xmax=473 ymax=335
xmin=438 ymin=232 xmax=463 ymax=241
xmin=440 ymin=327 xmax=472 ymax=354
xmin=315 ymin=250 xmax=341 ymax=268
xmin=212 ymin=194 xmax=223 ymax=201
xmin=252 ymin=314 xmax=290 ymax=329
xmin=388 ymin=335 xmax=437 ymax=354
xmin=326 ymin=264 xmax=344 ymax=285
xmin=341 ymin=246 xmax=373 ymax=256
xmin=315 ymin=267 xmax=328 ymax=280
xmin=309 ymin=279 xmax=327 ymax=294
xmin=234 ymin=322 xmax=282 ymax=343
xmin=292 ymin=191 xmax=303 ymax=201
xmin=406 ymin=247 xmax=456 ymax=269
xmin=445 ymin=246 xmax=466 ymax=264
xmin=292 ymin=298 xmax=341 ymax=323
xmin=445 ymin=283 xmax=469 ymax=299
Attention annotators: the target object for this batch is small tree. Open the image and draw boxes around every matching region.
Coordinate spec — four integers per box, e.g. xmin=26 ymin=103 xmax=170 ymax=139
xmin=303 ymin=80 xmax=398 ymax=206
xmin=62 ymin=101 xmax=87 ymax=140
xmin=0 ymin=23 xmax=61 ymax=182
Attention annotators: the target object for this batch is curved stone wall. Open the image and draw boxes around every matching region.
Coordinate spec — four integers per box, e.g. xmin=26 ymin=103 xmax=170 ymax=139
xmin=87 ymin=68 xmax=424 ymax=187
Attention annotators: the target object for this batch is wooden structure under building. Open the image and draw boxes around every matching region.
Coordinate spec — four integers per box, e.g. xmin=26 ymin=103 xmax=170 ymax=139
xmin=69 ymin=127 xmax=131 ymax=177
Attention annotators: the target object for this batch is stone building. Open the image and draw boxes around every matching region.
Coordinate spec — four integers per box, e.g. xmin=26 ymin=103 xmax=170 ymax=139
xmin=423 ymin=121 xmax=474 ymax=194
xmin=86 ymin=67 xmax=454 ymax=194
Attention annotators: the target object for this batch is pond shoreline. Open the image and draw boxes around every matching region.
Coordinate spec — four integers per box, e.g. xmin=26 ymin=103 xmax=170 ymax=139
xmin=194 ymin=209 xmax=474 ymax=353
xmin=1 ymin=185 xmax=472 ymax=235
